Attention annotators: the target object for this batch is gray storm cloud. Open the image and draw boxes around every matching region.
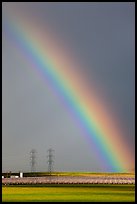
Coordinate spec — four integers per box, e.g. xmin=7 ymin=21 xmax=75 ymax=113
xmin=2 ymin=2 xmax=135 ymax=172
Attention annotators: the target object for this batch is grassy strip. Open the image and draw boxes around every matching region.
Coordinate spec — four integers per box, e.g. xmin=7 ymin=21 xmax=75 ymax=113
xmin=2 ymin=171 xmax=135 ymax=178
xmin=2 ymin=183 xmax=135 ymax=188
xmin=2 ymin=184 xmax=135 ymax=202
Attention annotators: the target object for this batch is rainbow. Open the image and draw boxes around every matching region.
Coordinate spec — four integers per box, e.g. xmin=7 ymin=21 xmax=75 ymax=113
xmin=3 ymin=11 xmax=134 ymax=172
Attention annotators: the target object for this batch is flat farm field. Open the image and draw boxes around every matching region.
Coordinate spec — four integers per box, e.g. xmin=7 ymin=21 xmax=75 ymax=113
xmin=2 ymin=184 xmax=135 ymax=202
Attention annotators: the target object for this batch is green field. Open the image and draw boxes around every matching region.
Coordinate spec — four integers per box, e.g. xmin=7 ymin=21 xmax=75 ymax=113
xmin=2 ymin=184 xmax=135 ymax=202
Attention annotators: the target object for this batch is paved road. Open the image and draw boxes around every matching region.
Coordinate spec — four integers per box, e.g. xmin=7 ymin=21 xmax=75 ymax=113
xmin=2 ymin=176 xmax=135 ymax=185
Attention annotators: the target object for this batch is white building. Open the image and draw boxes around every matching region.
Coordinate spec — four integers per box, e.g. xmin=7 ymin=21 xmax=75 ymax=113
xmin=20 ymin=172 xmax=23 ymax=178
xmin=10 ymin=175 xmax=19 ymax=178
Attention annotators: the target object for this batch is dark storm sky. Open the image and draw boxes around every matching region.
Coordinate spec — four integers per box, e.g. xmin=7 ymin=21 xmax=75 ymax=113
xmin=2 ymin=2 xmax=135 ymax=172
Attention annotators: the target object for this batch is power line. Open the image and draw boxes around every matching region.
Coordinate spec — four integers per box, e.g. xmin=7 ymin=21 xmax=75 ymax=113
xmin=30 ymin=149 xmax=37 ymax=172
xmin=47 ymin=148 xmax=54 ymax=175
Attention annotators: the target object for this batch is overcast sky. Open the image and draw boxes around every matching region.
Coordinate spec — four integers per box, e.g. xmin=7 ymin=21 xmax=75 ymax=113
xmin=2 ymin=2 xmax=135 ymax=172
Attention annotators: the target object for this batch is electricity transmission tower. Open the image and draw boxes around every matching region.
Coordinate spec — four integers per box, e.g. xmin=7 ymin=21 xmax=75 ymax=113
xmin=30 ymin=149 xmax=37 ymax=172
xmin=47 ymin=148 xmax=54 ymax=175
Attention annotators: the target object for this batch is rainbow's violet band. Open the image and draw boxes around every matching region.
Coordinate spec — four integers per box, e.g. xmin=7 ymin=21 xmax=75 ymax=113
xmin=3 ymin=15 xmax=132 ymax=172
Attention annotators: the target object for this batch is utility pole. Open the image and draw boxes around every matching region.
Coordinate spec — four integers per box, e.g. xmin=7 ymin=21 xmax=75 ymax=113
xmin=47 ymin=148 xmax=54 ymax=175
xmin=30 ymin=149 xmax=37 ymax=172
